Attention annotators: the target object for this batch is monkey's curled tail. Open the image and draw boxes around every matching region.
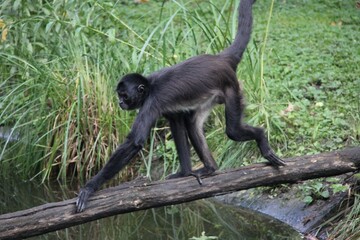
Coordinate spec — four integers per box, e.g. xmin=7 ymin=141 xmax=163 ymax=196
xmin=220 ymin=0 xmax=255 ymax=67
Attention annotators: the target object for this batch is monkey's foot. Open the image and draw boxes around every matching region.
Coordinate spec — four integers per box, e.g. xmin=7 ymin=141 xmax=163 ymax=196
xmin=192 ymin=166 xmax=216 ymax=176
xmin=166 ymin=167 xmax=216 ymax=185
xmin=166 ymin=172 xmax=203 ymax=185
xmin=165 ymin=172 xmax=186 ymax=179
xmin=190 ymin=167 xmax=216 ymax=185
xmin=263 ymin=150 xmax=286 ymax=166
xmin=75 ymin=187 xmax=94 ymax=213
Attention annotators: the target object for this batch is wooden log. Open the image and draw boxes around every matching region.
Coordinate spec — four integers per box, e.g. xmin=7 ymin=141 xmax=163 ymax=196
xmin=0 ymin=147 xmax=359 ymax=239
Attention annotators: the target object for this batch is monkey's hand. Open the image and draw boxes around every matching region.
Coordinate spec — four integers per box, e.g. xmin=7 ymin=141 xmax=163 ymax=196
xmin=75 ymin=187 xmax=94 ymax=213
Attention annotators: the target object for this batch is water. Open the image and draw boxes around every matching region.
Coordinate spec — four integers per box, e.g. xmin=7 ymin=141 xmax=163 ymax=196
xmin=0 ymin=126 xmax=19 ymax=142
xmin=0 ymin=175 xmax=302 ymax=240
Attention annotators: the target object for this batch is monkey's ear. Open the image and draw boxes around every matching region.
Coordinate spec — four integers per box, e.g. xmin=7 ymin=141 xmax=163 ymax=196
xmin=137 ymin=84 xmax=146 ymax=93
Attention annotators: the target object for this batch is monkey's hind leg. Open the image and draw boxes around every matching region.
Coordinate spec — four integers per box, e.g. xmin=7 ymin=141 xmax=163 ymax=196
xmin=165 ymin=115 xmax=193 ymax=177
xmin=224 ymin=88 xmax=286 ymax=166
xmin=185 ymin=111 xmax=218 ymax=177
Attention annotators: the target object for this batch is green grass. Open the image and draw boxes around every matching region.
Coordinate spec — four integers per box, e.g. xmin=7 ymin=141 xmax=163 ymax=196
xmin=330 ymin=193 xmax=360 ymax=239
xmin=1 ymin=0 xmax=359 ymax=238
xmin=0 ymin=0 xmax=246 ymax=181
xmin=1 ymin=0 xmax=359 ymax=178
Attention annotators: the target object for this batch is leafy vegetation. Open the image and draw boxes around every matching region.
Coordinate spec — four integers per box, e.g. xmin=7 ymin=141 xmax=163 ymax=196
xmin=0 ymin=0 xmax=359 ymax=238
xmin=300 ymin=178 xmax=349 ymax=205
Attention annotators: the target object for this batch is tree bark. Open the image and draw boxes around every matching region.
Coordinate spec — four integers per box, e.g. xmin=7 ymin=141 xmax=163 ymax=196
xmin=0 ymin=147 xmax=359 ymax=239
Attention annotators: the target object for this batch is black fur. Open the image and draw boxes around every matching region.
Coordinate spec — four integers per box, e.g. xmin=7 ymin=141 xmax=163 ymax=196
xmin=76 ymin=0 xmax=284 ymax=213
xmin=117 ymin=73 xmax=149 ymax=110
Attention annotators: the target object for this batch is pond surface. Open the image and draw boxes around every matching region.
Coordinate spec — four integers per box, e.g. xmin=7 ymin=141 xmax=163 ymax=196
xmin=0 ymin=175 xmax=302 ymax=240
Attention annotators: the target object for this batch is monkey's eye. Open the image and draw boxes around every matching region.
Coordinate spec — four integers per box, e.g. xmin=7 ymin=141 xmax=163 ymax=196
xmin=137 ymin=84 xmax=145 ymax=93
xmin=119 ymin=93 xmax=128 ymax=101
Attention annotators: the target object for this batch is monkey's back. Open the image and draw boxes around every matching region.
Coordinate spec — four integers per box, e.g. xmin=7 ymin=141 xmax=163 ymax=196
xmin=147 ymin=54 xmax=239 ymax=113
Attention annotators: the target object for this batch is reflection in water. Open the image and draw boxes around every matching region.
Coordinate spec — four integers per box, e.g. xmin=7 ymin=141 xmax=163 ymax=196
xmin=0 ymin=126 xmax=19 ymax=142
xmin=0 ymin=175 xmax=302 ymax=240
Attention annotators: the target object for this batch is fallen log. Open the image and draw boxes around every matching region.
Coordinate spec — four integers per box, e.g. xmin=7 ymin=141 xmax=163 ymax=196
xmin=0 ymin=147 xmax=359 ymax=239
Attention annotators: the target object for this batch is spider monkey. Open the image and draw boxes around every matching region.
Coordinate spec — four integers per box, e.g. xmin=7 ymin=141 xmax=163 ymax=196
xmin=76 ymin=0 xmax=285 ymax=213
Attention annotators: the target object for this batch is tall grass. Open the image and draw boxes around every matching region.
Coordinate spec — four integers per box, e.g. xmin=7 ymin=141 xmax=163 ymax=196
xmin=329 ymin=194 xmax=360 ymax=239
xmin=1 ymin=0 xmax=359 ymax=238
xmin=0 ymin=0 xmax=151 ymax=181
xmin=0 ymin=0 xmax=284 ymax=182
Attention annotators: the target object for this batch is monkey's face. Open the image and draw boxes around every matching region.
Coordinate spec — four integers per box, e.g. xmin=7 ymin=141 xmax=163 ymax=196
xmin=116 ymin=73 xmax=149 ymax=110
xmin=117 ymin=79 xmax=148 ymax=110
xmin=117 ymin=84 xmax=145 ymax=110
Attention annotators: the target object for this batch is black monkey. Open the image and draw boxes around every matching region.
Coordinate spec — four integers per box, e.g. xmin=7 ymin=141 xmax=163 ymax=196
xmin=76 ymin=0 xmax=285 ymax=213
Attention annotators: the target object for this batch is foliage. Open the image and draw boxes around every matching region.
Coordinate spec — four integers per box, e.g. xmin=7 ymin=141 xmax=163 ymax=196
xmin=257 ymin=0 xmax=360 ymax=157
xmin=1 ymin=0 xmax=239 ymax=181
xmin=0 ymin=0 xmax=359 ymax=238
xmin=0 ymin=0 xmax=359 ymax=190
xmin=299 ymin=178 xmax=349 ymax=205
xmin=329 ymin=193 xmax=360 ymax=240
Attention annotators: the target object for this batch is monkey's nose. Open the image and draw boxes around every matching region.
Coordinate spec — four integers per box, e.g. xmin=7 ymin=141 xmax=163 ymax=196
xmin=119 ymin=102 xmax=128 ymax=110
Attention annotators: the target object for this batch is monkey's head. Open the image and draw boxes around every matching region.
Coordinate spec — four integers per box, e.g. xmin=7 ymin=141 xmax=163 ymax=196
xmin=116 ymin=73 xmax=149 ymax=110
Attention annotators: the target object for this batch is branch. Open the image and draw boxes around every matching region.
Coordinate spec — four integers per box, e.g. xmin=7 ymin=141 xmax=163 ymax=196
xmin=0 ymin=147 xmax=359 ymax=239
